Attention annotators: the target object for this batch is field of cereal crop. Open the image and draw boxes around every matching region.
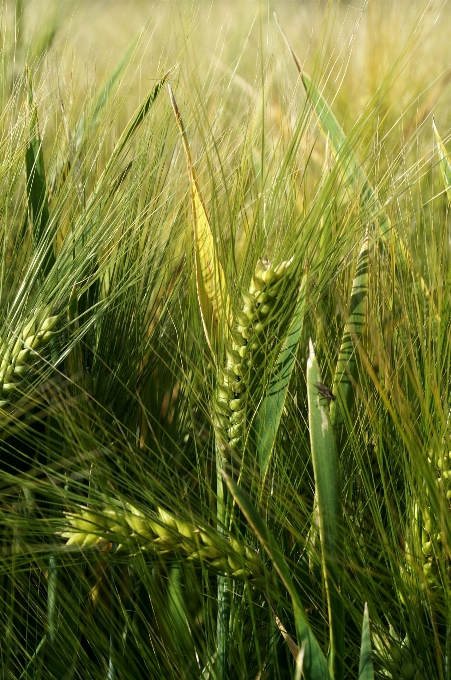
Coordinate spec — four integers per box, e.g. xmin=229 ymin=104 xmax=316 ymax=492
xmin=2 ymin=1 xmax=451 ymax=677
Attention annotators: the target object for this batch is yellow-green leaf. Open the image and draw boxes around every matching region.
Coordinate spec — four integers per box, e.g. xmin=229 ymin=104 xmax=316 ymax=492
xmin=168 ymin=84 xmax=229 ymax=357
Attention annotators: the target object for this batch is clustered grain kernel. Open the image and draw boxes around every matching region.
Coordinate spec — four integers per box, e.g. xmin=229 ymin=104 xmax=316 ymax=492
xmin=213 ymin=258 xmax=292 ymax=453
xmin=61 ymin=503 xmax=265 ymax=584
xmin=0 ymin=313 xmax=58 ymax=407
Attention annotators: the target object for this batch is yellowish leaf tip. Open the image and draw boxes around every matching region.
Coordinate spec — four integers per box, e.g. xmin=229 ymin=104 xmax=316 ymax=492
xmin=308 ymin=338 xmax=315 ymax=359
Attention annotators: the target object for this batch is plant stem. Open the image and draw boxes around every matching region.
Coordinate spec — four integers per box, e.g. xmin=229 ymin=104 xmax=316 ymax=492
xmin=108 ymin=550 xmax=118 ymax=680
xmin=216 ymin=444 xmax=229 ymax=680
xmin=47 ymin=554 xmax=57 ymax=645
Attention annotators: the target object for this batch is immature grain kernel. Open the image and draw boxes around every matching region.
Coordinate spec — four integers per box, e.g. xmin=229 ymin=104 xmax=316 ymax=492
xmin=211 ymin=258 xmax=292 ymax=454
xmin=61 ymin=503 xmax=264 ymax=583
xmin=0 ymin=313 xmax=59 ymax=405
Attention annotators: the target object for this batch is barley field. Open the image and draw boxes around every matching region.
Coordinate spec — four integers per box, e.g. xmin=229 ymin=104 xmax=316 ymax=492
xmin=2 ymin=1 xmax=451 ymax=678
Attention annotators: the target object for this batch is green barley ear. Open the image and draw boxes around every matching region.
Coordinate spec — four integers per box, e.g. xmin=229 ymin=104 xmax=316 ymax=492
xmin=330 ymin=231 xmax=369 ymax=433
xmin=60 ymin=503 xmax=265 ymax=585
xmin=0 ymin=312 xmax=59 ymax=407
xmin=213 ymin=257 xmax=292 ymax=456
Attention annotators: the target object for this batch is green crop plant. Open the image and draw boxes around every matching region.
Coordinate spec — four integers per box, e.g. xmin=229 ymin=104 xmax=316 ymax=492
xmin=2 ymin=1 xmax=451 ymax=678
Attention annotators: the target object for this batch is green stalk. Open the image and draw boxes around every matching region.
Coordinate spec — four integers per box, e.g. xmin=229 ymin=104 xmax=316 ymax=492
xmin=108 ymin=558 xmax=118 ymax=680
xmin=47 ymin=554 xmax=58 ymax=645
xmin=5 ymin=533 xmax=16 ymax=677
xmin=216 ymin=445 xmax=229 ymax=680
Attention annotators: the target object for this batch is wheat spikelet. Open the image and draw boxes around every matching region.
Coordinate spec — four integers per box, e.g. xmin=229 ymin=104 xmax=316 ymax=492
xmin=0 ymin=312 xmax=58 ymax=407
xmin=213 ymin=258 xmax=292 ymax=454
xmin=61 ymin=503 xmax=265 ymax=584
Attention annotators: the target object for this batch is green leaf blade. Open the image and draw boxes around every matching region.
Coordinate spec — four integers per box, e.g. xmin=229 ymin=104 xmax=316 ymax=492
xmin=359 ymin=604 xmax=374 ymax=680
xmin=300 ymin=71 xmax=384 ymax=229
xmin=112 ymin=69 xmax=172 ymax=162
xmin=307 ymin=339 xmax=344 ymax=680
xmin=255 ymin=275 xmax=307 ymax=481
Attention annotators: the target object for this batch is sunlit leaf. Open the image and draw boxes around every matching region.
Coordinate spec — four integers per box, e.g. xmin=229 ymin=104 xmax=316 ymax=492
xmin=168 ymin=84 xmax=229 ymax=357
xmin=307 ymin=340 xmax=344 ymax=680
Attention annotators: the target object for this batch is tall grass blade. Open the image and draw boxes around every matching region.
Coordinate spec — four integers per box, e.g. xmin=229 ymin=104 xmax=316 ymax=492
xmin=295 ymin=641 xmax=307 ymax=680
xmin=89 ymin=37 xmax=139 ymax=135
xmin=68 ymin=70 xmax=170 ymax=269
xmin=254 ymin=275 xmax=307 ymax=482
xmin=307 ymin=340 xmax=344 ymax=680
xmin=276 ymin=15 xmax=434 ymax=309
xmin=274 ymin=16 xmax=389 ymax=236
xmin=330 ymin=232 xmax=369 ymax=431
xmin=25 ymin=68 xmax=54 ymax=278
xmin=17 ymin=636 xmax=46 ymax=679
xmin=358 ymin=604 xmax=374 ymax=680
xmin=223 ymin=472 xmax=331 ymax=680
xmin=168 ymin=83 xmax=229 ymax=358
xmin=433 ymin=117 xmax=451 ymax=204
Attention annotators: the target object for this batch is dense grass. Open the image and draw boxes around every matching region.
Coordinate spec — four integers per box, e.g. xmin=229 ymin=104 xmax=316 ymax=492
xmin=1 ymin=1 xmax=451 ymax=678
